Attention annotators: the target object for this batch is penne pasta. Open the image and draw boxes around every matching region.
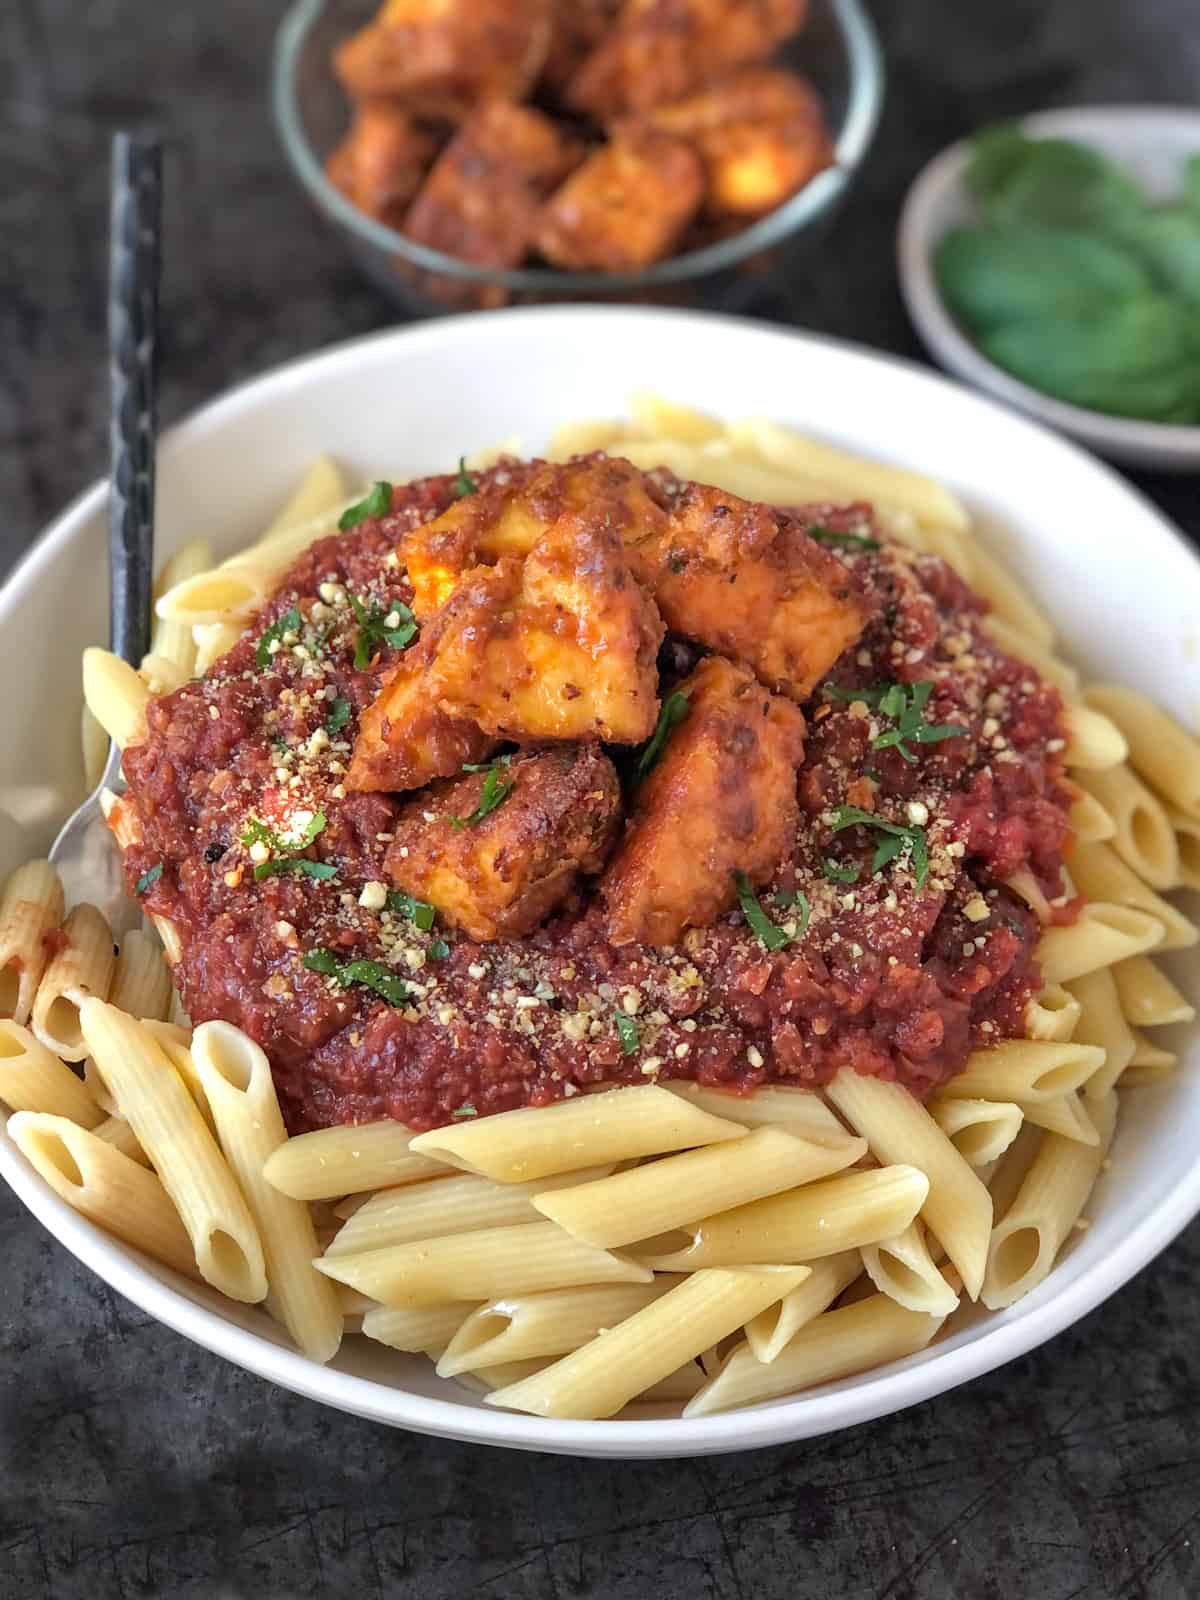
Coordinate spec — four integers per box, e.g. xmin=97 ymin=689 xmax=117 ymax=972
xmin=92 ymin=1114 xmax=150 ymax=1166
xmin=108 ymin=929 xmax=173 ymax=1022
xmin=981 ymin=1092 xmax=1116 ymax=1309
xmin=409 ymin=1085 xmax=747 ymax=1183
xmin=485 ymin=1267 xmax=809 ymax=1419
xmin=635 ymin=1165 xmax=929 ymax=1270
xmin=935 ymin=1039 xmax=1104 ymax=1103
xmin=142 ymin=1018 xmax=215 ymax=1128
xmin=984 ymin=1122 xmax=1044 ymax=1224
xmin=80 ymin=1000 xmax=266 ymax=1303
xmin=102 ymin=794 xmax=184 ymax=964
xmin=665 ymin=1082 xmax=860 ymax=1149
xmin=264 ymin=1119 xmax=447 ymax=1200
xmin=1014 ymin=1092 xmax=1098 ymax=1145
xmin=861 ymin=1220 xmax=960 ymax=1316
xmin=0 ymin=1020 xmax=103 ymax=1127
xmin=1024 ymin=984 xmax=1082 ymax=1042
xmin=1068 ymin=967 xmax=1138 ymax=1100
xmin=1121 ymin=1029 xmax=1178 ymax=1087
xmin=930 ymin=1098 xmax=1023 ymax=1168
xmin=137 ymin=653 xmax=188 ymax=698
xmin=1061 ymin=703 xmax=1128 ymax=772
xmin=545 ymin=418 xmax=630 ymax=460
xmin=192 ymin=1022 xmax=343 ymax=1363
xmin=82 ymin=648 xmax=150 ymax=749
xmin=744 ymin=1251 xmax=862 ymax=1364
xmin=192 ymin=621 xmax=244 ymax=675
xmin=1068 ymin=840 xmax=1197 ymax=952
xmin=259 ymin=455 xmax=346 ymax=543
xmin=1167 ymin=805 xmax=1200 ymax=891
xmin=81 ymin=703 xmax=109 ymax=793
xmin=628 ymin=391 xmax=724 ymax=445
xmin=150 ymin=535 xmax=214 ymax=679
xmin=0 ymin=860 xmax=65 ymax=1025
xmin=360 ymin=1301 xmax=478 ymax=1355
xmin=1111 ymin=955 xmax=1196 ymax=1029
xmin=31 ymin=903 xmax=116 ymax=1062
xmin=1074 ymin=766 xmax=1179 ymax=890
xmin=1036 ymin=902 xmax=1165 ymax=984
xmin=684 ymin=1291 xmax=951 ymax=1418
xmin=1083 ymin=684 xmax=1200 ymax=819
xmin=1067 ymin=781 xmax=1117 ymax=845
xmin=980 ymin=616 xmax=1079 ymax=698
xmin=532 ymin=1128 xmax=863 ymax=1251
xmin=8 ymin=1112 xmax=197 ymax=1279
xmin=959 ymin=538 xmax=1056 ymax=646
xmin=314 ymin=1220 xmax=652 ymax=1306
xmin=436 ymin=1281 xmax=673 ymax=1376
xmin=825 ymin=1070 xmax=992 ymax=1300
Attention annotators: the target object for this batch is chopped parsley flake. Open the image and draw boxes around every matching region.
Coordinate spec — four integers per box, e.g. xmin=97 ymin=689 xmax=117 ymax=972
xmin=338 ymin=481 xmax=392 ymax=531
xmin=774 ymin=887 xmax=812 ymax=937
xmin=241 ymin=812 xmax=332 ymax=880
xmin=454 ymin=457 xmax=477 ymax=498
xmin=428 ymin=939 xmax=450 ymax=960
xmin=303 ymin=947 xmax=409 ymax=1006
xmin=386 ymin=890 xmax=437 ymax=931
xmin=134 ymin=862 xmax=163 ymax=896
xmin=822 ymin=858 xmax=861 ymax=884
xmin=615 ymin=1011 xmax=641 ymax=1055
xmin=808 ymin=523 xmax=880 ymax=552
xmin=451 ymin=1103 xmax=478 ymax=1118
xmin=451 ymin=754 xmax=514 ymax=829
xmin=635 ymin=691 xmax=689 ymax=780
xmin=349 ymin=594 xmax=417 ymax=670
xmin=831 ymin=804 xmax=930 ymax=890
xmin=255 ymin=607 xmax=302 ymax=670
xmin=868 ymin=682 xmax=968 ymax=764
xmin=325 ymin=697 xmax=351 ymax=734
xmin=734 ymin=871 xmax=791 ymax=952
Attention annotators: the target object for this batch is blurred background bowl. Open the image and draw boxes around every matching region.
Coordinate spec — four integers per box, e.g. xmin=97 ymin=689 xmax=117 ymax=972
xmin=273 ymin=0 xmax=884 ymax=318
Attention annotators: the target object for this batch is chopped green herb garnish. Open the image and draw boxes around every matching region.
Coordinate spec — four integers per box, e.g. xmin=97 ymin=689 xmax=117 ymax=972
xmin=385 ymin=890 xmax=437 ymax=931
xmin=635 ymin=691 xmax=690 ymax=780
xmin=773 ymin=887 xmax=812 ymax=937
xmin=734 ymin=871 xmax=790 ymax=952
xmin=349 ymin=594 xmax=418 ymax=670
xmin=325 ymin=697 xmax=351 ymax=734
xmin=615 ymin=1011 xmax=641 ymax=1055
xmin=822 ymin=858 xmax=861 ymax=884
xmin=1005 ymin=914 xmax=1026 ymax=937
xmin=255 ymin=607 xmax=302 ymax=669
xmin=867 ymin=681 xmax=968 ymax=764
xmin=831 ymin=804 xmax=930 ymax=889
xmin=303 ymin=947 xmax=409 ymax=1007
xmin=808 ymin=524 xmax=880 ymax=552
xmin=451 ymin=1103 xmax=478 ymax=1118
xmin=254 ymin=858 xmax=337 ymax=881
xmin=134 ymin=862 xmax=163 ymax=896
xmin=428 ymin=939 xmax=450 ymax=961
xmin=454 ymin=457 xmax=477 ymax=498
xmin=241 ymin=811 xmax=331 ymax=880
xmin=338 ymin=481 xmax=393 ymax=531
xmin=451 ymin=754 xmax=514 ymax=829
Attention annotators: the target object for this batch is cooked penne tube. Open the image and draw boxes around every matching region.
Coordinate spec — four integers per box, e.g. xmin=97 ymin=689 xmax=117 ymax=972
xmin=981 ymin=1091 xmax=1116 ymax=1309
xmin=1067 ymin=968 xmax=1137 ymax=1100
xmin=1167 ymin=806 xmax=1200 ymax=891
xmin=82 ymin=648 xmax=150 ymax=749
xmin=930 ymin=1098 xmax=1023 ymax=1168
xmin=192 ymin=1021 xmax=342 ymax=1362
xmin=1069 ymin=841 xmax=1197 ymax=952
xmin=80 ymin=1000 xmax=266 ymax=1302
xmin=192 ymin=622 xmax=244 ymax=675
xmin=264 ymin=1119 xmax=448 ymax=1200
xmin=150 ymin=535 xmax=214 ymax=678
xmin=744 ymin=1252 xmax=862 ymax=1363
xmin=137 ymin=653 xmax=188 ymax=698
xmin=166 ymin=989 xmax=191 ymax=1029
xmin=0 ymin=860 xmax=65 ymax=1025
xmin=141 ymin=1018 xmax=214 ymax=1128
xmin=32 ymin=903 xmax=116 ymax=1061
xmin=0 ymin=1020 xmax=102 ymax=1126
xmin=1061 ymin=703 xmax=1128 ymax=772
xmin=259 ymin=455 xmax=346 ymax=543
xmin=92 ymin=1114 xmax=149 ymax=1165
xmin=83 ymin=1057 xmax=117 ymax=1115
xmin=861 ymin=1220 xmax=960 ymax=1316
xmin=81 ymin=703 xmax=109 ymax=792
xmin=324 ymin=1167 xmax=611 ymax=1258
xmin=984 ymin=1122 xmax=1044 ymax=1223
xmin=1014 ymin=1092 xmax=1098 ymax=1145
xmin=684 ymin=1291 xmax=951 ymax=1418
xmin=635 ymin=1165 xmax=929 ymax=1270
xmin=533 ymin=1128 xmax=864 ymax=1250
xmin=1024 ymin=985 xmax=1082 ymax=1042
xmin=665 ymin=1082 xmax=859 ymax=1149
xmin=935 ymin=1039 xmax=1104 ymax=1103
xmin=615 ymin=436 xmax=830 ymax=511
xmin=314 ymin=1220 xmax=652 ymax=1307
xmin=545 ymin=418 xmax=630 ymax=459
xmin=1067 ymin=782 xmax=1117 ymax=844
xmin=825 ymin=1070 xmax=992 ymax=1299
xmin=108 ymin=929 xmax=173 ymax=1021
xmin=980 ymin=616 xmax=1079 ymax=698
xmin=154 ymin=564 xmax=269 ymax=627
xmin=1074 ymin=766 xmax=1179 ymax=889
xmin=1121 ymin=1030 xmax=1178 ymax=1087
xmin=485 ymin=1267 xmax=809 ymax=1419
xmin=409 ymin=1085 xmax=747 ymax=1183
xmin=629 ymin=392 xmax=725 ymax=445
xmin=102 ymin=795 xmax=183 ymax=965
xmin=360 ymin=1302 xmax=478 ymax=1355
xmin=1036 ymin=903 xmax=1165 ymax=984
xmin=1111 ymin=955 xmax=1195 ymax=1029
xmin=1083 ymin=684 xmax=1200 ymax=818
xmin=9 ymin=1112 xmax=197 ymax=1278
xmin=454 ymin=1359 xmax=555 ymax=1395
xmin=436 ymin=1281 xmax=673 ymax=1377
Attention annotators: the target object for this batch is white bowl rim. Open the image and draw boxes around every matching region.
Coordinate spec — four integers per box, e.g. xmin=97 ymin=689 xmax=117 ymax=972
xmin=897 ymin=102 xmax=1200 ymax=464
xmin=6 ymin=301 xmax=1200 ymax=1457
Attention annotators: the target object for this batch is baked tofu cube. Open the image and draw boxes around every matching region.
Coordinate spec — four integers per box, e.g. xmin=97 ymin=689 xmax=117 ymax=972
xmin=540 ymin=0 xmax=624 ymax=100
xmin=428 ymin=517 xmax=664 ymax=743
xmin=325 ymin=105 xmax=437 ymax=229
xmin=385 ymin=745 xmax=622 ymax=939
xmin=346 ymin=642 xmax=497 ymax=794
xmin=624 ymin=482 xmax=876 ymax=701
xmin=403 ymin=103 xmax=582 ymax=278
xmin=565 ymin=0 xmax=807 ymax=119
xmin=535 ymin=128 xmax=704 ymax=272
xmin=334 ymin=0 xmax=555 ymax=117
xmin=602 ymin=655 xmax=806 ymax=946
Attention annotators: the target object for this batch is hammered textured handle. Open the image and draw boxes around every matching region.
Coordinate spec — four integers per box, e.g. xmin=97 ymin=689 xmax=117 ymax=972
xmin=108 ymin=131 xmax=162 ymax=666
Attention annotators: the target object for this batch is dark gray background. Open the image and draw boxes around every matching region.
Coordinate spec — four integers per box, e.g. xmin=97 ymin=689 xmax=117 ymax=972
xmin=3 ymin=2 xmax=1199 ymax=1596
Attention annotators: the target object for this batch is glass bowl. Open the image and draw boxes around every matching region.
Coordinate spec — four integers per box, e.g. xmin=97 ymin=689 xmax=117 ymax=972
xmin=272 ymin=0 xmax=884 ymax=317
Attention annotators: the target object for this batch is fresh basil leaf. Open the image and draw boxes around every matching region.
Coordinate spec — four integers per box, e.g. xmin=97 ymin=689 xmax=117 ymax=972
xmin=338 ymin=481 xmax=392 ymax=531
xmin=1117 ymin=205 xmax=1200 ymax=306
xmin=135 ymin=862 xmax=163 ymax=896
xmin=965 ymin=124 xmax=1037 ymax=206
xmin=255 ymin=607 xmax=302 ymax=670
xmin=936 ymin=225 xmax=1151 ymax=330
xmin=977 ymin=136 xmax=1143 ymax=231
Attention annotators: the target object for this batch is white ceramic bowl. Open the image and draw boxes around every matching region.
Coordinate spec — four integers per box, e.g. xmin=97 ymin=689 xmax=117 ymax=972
xmin=898 ymin=105 xmax=1200 ymax=471
xmin=3 ymin=307 xmax=1200 ymax=1458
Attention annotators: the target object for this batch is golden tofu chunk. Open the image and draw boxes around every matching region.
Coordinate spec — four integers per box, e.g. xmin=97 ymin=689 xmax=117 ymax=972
xmin=385 ymin=745 xmax=622 ymax=939
xmin=566 ymin=0 xmax=807 ymax=119
xmin=535 ymin=128 xmax=704 ymax=272
xmin=346 ymin=642 xmax=497 ymax=794
xmin=625 ymin=482 xmax=876 ymax=701
xmin=325 ymin=105 xmax=437 ymax=229
xmin=602 ymin=655 xmax=806 ymax=946
xmin=540 ymin=0 xmax=624 ymax=100
xmin=334 ymin=0 xmax=555 ymax=117
xmin=403 ymin=103 xmax=582 ymax=279
xmin=428 ymin=517 xmax=664 ymax=743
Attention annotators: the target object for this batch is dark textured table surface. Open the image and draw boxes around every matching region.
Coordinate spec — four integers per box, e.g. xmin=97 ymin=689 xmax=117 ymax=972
xmin=3 ymin=3 xmax=1200 ymax=1596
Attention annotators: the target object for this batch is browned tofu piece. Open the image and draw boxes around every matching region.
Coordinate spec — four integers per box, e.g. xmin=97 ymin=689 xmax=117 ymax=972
xmin=624 ymin=483 xmax=876 ymax=701
xmin=535 ymin=128 xmax=704 ymax=272
xmin=399 ymin=454 xmax=668 ymax=619
xmin=325 ymin=105 xmax=437 ymax=229
xmin=402 ymin=103 xmax=582 ymax=278
xmin=566 ymin=0 xmax=807 ymax=119
xmin=385 ymin=745 xmax=622 ymax=939
xmin=540 ymin=0 xmax=624 ymax=100
xmin=427 ymin=517 xmax=664 ymax=743
xmin=602 ymin=655 xmax=805 ymax=946
xmin=334 ymin=0 xmax=554 ymax=118
xmin=346 ymin=641 xmax=497 ymax=794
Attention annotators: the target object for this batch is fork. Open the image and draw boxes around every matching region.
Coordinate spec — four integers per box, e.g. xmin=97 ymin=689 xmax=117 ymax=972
xmin=50 ymin=132 xmax=161 ymax=931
